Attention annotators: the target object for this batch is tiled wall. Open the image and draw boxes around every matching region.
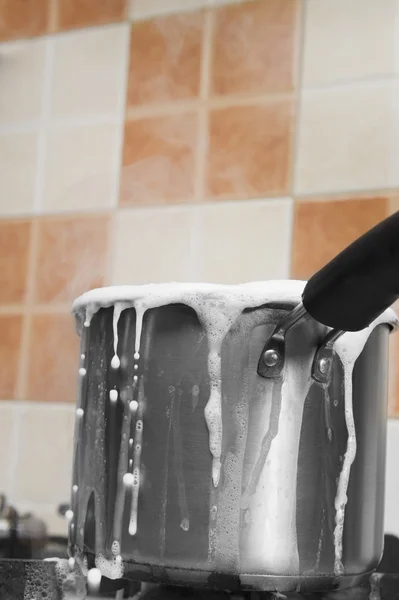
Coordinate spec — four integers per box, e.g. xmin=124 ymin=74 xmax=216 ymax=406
xmin=1 ymin=0 xmax=399 ymax=534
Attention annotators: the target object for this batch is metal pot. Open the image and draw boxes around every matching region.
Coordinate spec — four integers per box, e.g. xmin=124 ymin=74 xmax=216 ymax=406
xmin=69 ymin=212 xmax=399 ymax=593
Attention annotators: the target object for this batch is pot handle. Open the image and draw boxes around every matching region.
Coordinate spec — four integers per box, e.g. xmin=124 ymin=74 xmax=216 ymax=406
xmin=258 ymin=211 xmax=399 ymax=379
xmin=302 ymin=210 xmax=399 ymax=332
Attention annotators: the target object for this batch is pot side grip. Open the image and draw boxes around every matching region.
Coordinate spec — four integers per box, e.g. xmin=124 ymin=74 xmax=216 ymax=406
xmin=302 ymin=211 xmax=399 ymax=332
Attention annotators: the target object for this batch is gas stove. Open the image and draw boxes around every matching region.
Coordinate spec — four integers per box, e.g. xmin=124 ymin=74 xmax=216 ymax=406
xmin=1 ymin=491 xmax=399 ymax=599
xmin=1 ymin=562 xmax=399 ymax=600
xmin=1 ymin=534 xmax=399 ymax=600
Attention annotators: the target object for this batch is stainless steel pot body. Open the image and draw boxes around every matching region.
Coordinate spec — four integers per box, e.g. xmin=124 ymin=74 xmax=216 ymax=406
xmin=69 ymin=300 xmax=389 ymax=592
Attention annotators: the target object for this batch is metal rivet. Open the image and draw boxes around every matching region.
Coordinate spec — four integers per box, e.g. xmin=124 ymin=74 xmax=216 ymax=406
xmin=318 ymin=357 xmax=330 ymax=374
xmin=263 ymin=348 xmax=279 ymax=367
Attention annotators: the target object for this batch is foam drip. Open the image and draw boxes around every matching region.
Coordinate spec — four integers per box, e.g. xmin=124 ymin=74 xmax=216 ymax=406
xmin=332 ymin=311 xmax=398 ymax=575
xmin=135 ymin=301 xmax=145 ymax=357
xmin=111 ymin=303 xmax=126 ymax=369
xmin=128 ymin=380 xmax=145 ymax=537
xmin=73 ymin=282 xmax=306 ymax=492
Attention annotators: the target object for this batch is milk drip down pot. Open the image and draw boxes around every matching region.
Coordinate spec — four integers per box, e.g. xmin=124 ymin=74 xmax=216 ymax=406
xmin=69 ymin=212 xmax=399 ymax=593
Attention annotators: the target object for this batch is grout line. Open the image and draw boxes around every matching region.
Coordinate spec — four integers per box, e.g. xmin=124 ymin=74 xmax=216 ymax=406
xmin=125 ymin=91 xmax=295 ymax=120
xmin=15 ymin=220 xmax=40 ymax=400
xmin=394 ymin=0 xmax=399 ymax=77
xmin=106 ymin=212 xmax=117 ymax=286
xmin=300 ymin=74 xmax=399 ymax=93
xmin=0 ymin=305 xmax=25 ymax=315
xmin=7 ymin=402 xmax=24 ymax=500
xmin=1 ymin=399 xmax=75 ymax=411
xmin=33 ymin=36 xmax=55 ymax=214
xmin=0 ymin=121 xmax=40 ymax=135
xmin=109 ymin=22 xmax=131 ymax=211
xmin=119 ymin=195 xmax=294 ymax=214
xmin=128 ymin=0 xmax=207 ymax=21
xmin=0 ymin=303 xmax=72 ymax=315
xmin=285 ymin=197 xmax=295 ymax=279
xmin=48 ymin=0 xmax=59 ymax=33
xmin=194 ymin=8 xmax=213 ymax=204
xmin=293 ymin=186 xmax=399 ymax=202
xmin=289 ymin=0 xmax=307 ymax=200
xmin=189 ymin=6 xmax=213 ymax=280
xmin=390 ymin=78 xmax=399 ymax=190
xmin=123 ymin=0 xmax=132 ymax=20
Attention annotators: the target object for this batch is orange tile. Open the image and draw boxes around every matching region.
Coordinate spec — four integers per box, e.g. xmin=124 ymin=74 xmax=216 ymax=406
xmin=211 ymin=0 xmax=299 ymax=96
xmin=0 ymin=0 xmax=50 ymax=41
xmin=127 ymin=12 xmax=203 ymax=107
xmin=26 ymin=313 xmax=79 ymax=402
xmin=0 ymin=315 xmax=23 ymax=399
xmin=0 ymin=220 xmax=31 ymax=305
xmin=120 ymin=112 xmax=197 ymax=206
xmin=291 ymin=197 xmax=389 ymax=280
xmin=33 ymin=215 xmax=110 ymax=304
xmin=207 ymin=100 xmax=294 ymax=199
xmin=57 ymin=0 xmax=126 ymax=30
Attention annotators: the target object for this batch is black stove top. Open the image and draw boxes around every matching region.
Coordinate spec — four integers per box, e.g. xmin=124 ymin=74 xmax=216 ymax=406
xmin=1 ymin=561 xmax=399 ymax=600
xmin=1 ymin=536 xmax=399 ymax=600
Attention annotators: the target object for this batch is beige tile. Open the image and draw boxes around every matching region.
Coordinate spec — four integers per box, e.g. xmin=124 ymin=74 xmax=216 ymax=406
xmin=51 ymin=24 xmax=129 ymax=119
xmin=43 ymin=123 xmax=121 ymax=212
xmin=0 ymin=404 xmax=17 ymax=494
xmin=303 ymin=0 xmax=398 ymax=86
xmin=0 ymin=39 xmax=45 ymax=125
xmin=129 ymin=0 xmax=205 ymax=19
xmin=199 ymin=198 xmax=293 ymax=284
xmin=13 ymin=404 xmax=75 ymax=505
xmin=111 ymin=206 xmax=194 ymax=284
xmin=0 ymin=132 xmax=38 ymax=216
xmin=295 ymin=81 xmax=398 ymax=195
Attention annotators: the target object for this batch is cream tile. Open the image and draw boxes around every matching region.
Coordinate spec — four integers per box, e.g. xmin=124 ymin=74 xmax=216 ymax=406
xmin=303 ymin=0 xmax=398 ymax=86
xmin=0 ymin=39 xmax=45 ymax=125
xmin=199 ymin=198 xmax=293 ymax=284
xmin=13 ymin=403 xmax=75 ymax=505
xmin=51 ymin=24 xmax=129 ymax=119
xmin=43 ymin=123 xmax=121 ymax=212
xmin=0 ymin=404 xmax=17 ymax=495
xmin=111 ymin=206 xmax=194 ymax=284
xmin=0 ymin=132 xmax=38 ymax=216
xmin=295 ymin=81 xmax=399 ymax=195
xmin=129 ymin=0 xmax=205 ymax=19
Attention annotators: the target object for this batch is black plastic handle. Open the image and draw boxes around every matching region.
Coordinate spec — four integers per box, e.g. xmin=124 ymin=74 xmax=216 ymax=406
xmin=302 ymin=211 xmax=399 ymax=332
